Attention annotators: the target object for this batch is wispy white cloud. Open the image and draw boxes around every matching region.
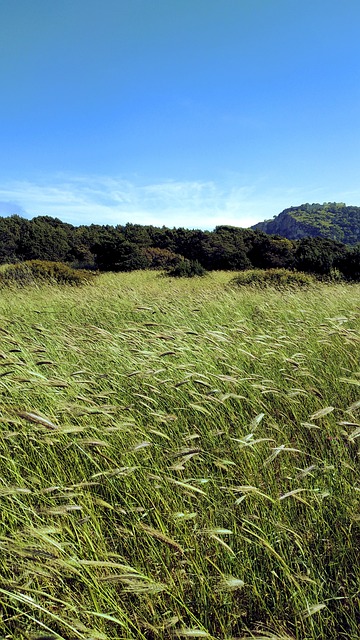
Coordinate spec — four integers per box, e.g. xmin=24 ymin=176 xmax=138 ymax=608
xmin=0 ymin=200 xmax=28 ymax=217
xmin=0 ymin=174 xmax=353 ymax=229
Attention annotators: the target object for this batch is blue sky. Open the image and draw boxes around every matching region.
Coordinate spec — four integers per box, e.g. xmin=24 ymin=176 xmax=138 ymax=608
xmin=1 ymin=0 xmax=360 ymax=228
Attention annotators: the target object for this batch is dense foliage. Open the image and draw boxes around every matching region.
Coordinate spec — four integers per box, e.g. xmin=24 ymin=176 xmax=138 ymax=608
xmin=0 ymin=260 xmax=97 ymax=287
xmin=252 ymin=202 xmax=360 ymax=245
xmin=230 ymin=268 xmax=315 ymax=288
xmin=0 ymin=211 xmax=359 ymax=279
xmin=166 ymin=258 xmax=207 ymax=278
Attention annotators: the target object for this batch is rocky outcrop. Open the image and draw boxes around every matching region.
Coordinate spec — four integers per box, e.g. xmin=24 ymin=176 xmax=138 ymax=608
xmin=252 ymin=211 xmax=314 ymax=239
xmin=251 ymin=203 xmax=360 ymax=245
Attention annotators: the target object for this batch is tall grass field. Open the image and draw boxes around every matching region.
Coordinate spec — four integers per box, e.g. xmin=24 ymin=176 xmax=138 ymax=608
xmin=0 ymin=271 xmax=359 ymax=639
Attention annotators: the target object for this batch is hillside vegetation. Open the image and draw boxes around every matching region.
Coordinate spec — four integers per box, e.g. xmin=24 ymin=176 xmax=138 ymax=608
xmin=0 ymin=211 xmax=359 ymax=278
xmin=252 ymin=202 xmax=360 ymax=245
xmin=0 ymin=271 xmax=359 ymax=639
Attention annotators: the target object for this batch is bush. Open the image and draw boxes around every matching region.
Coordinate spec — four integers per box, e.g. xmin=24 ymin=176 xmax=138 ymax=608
xmin=0 ymin=260 xmax=97 ymax=287
xmin=141 ymin=247 xmax=181 ymax=270
xmin=165 ymin=259 xmax=207 ymax=278
xmin=230 ymin=268 xmax=316 ymax=289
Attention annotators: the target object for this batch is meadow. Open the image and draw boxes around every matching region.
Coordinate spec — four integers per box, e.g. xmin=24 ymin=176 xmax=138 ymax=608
xmin=0 ymin=271 xmax=359 ymax=640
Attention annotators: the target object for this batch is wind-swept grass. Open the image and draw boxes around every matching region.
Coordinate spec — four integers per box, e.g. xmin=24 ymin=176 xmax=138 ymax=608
xmin=0 ymin=271 xmax=359 ymax=639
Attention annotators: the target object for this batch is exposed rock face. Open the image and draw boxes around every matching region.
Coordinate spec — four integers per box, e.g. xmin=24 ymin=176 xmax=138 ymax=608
xmin=253 ymin=211 xmax=311 ymax=239
xmin=251 ymin=203 xmax=360 ymax=245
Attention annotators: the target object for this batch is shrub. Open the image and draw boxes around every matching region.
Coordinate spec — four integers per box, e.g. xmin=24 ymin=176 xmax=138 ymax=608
xmin=0 ymin=260 xmax=97 ymax=287
xmin=230 ymin=268 xmax=316 ymax=289
xmin=165 ymin=259 xmax=207 ymax=278
xmin=141 ymin=247 xmax=181 ymax=270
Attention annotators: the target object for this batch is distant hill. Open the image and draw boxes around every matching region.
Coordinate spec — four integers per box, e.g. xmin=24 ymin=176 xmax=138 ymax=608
xmin=252 ymin=202 xmax=360 ymax=245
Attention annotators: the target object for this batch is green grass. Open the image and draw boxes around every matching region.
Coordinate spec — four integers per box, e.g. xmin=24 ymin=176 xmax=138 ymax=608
xmin=0 ymin=260 xmax=97 ymax=287
xmin=0 ymin=271 xmax=359 ymax=639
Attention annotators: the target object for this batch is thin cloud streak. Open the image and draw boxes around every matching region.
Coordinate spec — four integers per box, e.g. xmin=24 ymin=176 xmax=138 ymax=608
xmin=0 ymin=175 xmax=354 ymax=230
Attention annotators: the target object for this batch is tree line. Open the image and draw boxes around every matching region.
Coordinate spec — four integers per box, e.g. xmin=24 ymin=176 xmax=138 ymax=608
xmin=0 ymin=214 xmax=359 ymax=280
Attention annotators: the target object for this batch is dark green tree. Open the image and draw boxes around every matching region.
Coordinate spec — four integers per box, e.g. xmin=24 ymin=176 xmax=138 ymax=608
xmin=335 ymin=245 xmax=360 ymax=281
xmin=294 ymin=237 xmax=347 ymax=275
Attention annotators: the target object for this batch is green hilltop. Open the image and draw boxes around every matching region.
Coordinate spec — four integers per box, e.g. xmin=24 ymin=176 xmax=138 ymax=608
xmin=252 ymin=202 xmax=360 ymax=245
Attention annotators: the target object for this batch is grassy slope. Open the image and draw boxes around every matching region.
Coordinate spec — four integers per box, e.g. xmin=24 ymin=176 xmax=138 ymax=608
xmin=0 ymin=271 xmax=359 ymax=640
